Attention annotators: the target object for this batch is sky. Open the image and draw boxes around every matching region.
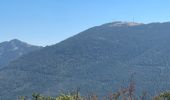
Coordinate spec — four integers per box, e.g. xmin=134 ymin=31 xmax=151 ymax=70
xmin=1 ymin=0 xmax=170 ymax=46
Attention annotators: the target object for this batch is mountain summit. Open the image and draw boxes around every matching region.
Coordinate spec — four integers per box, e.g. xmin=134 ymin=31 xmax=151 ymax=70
xmin=1 ymin=22 xmax=170 ymax=99
xmin=103 ymin=21 xmax=144 ymax=27
xmin=0 ymin=39 xmax=42 ymax=68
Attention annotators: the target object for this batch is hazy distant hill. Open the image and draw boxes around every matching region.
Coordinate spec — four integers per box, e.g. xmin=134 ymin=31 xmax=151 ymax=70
xmin=1 ymin=22 xmax=170 ymax=99
xmin=0 ymin=39 xmax=42 ymax=69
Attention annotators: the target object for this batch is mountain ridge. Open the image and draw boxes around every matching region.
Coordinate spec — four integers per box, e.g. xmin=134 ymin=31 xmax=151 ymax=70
xmin=0 ymin=39 xmax=42 ymax=69
xmin=1 ymin=21 xmax=170 ymax=99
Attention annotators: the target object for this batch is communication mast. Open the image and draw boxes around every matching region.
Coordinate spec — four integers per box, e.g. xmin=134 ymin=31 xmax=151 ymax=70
xmin=133 ymin=17 xmax=135 ymax=23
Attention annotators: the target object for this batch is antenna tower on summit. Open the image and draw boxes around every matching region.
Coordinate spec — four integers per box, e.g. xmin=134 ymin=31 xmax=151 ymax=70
xmin=133 ymin=17 xmax=134 ymax=23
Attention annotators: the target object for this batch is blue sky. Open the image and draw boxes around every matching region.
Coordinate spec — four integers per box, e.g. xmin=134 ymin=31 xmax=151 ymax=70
xmin=0 ymin=0 xmax=170 ymax=46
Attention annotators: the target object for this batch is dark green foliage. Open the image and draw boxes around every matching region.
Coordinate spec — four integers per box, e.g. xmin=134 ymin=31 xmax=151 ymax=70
xmin=159 ymin=92 xmax=170 ymax=100
xmin=32 ymin=93 xmax=41 ymax=100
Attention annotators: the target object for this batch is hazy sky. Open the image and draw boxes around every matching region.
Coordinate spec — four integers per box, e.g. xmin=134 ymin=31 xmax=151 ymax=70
xmin=1 ymin=0 xmax=170 ymax=46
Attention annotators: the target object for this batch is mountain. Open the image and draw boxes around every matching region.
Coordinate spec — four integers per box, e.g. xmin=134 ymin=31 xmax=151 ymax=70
xmin=0 ymin=39 xmax=42 ymax=69
xmin=1 ymin=21 xmax=170 ymax=99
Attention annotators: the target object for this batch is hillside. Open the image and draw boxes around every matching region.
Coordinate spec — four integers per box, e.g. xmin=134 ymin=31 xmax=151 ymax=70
xmin=1 ymin=22 xmax=170 ymax=99
xmin=0 ymin=39 xmax=42 ymax=69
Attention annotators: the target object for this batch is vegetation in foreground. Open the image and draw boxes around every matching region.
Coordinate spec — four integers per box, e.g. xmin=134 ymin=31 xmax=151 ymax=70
xmin=18 ymin=76 xmax=170 ymax=100
xmin=18 ymin=90 xmax=170 ymax=100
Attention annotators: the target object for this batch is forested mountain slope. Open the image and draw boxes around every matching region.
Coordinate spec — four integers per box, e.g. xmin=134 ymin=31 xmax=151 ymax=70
xmin=1 ymin=22 xmax=170 ymax=99
xmin=0 ymin=39 xmax=42 ymax=69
